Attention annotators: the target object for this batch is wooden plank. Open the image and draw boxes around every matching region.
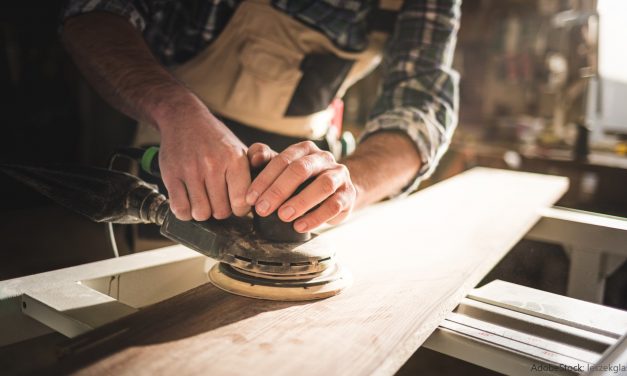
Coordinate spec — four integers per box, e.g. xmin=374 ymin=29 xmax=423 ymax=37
xmin=45 ymin=168 xmax=568 ymax=375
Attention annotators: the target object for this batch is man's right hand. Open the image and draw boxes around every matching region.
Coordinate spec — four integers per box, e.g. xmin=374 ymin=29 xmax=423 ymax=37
xmin=157 ymin=105 xmax=251 ymax=221
xmin=62 ymin=12 xmax=251 ymax=221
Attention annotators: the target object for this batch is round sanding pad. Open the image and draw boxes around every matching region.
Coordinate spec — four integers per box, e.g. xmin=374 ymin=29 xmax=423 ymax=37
xmin=208 ymin=262 xmax=352 ymax=301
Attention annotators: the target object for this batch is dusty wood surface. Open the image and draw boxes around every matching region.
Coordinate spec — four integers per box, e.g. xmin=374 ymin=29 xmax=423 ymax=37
xmin=46 ymin=168 xmax=568 ymax=376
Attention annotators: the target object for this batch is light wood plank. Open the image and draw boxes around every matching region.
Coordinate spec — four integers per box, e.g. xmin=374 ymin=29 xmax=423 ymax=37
xmin=46 ymin=168 xmax=568 ymax=375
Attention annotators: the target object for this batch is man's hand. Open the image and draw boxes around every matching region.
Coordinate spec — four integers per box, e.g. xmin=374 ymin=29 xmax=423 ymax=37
xmin=246 ymin=142 xmax=356 ymax=233
xmin=158 ymin=105 xmax=251 ymax=221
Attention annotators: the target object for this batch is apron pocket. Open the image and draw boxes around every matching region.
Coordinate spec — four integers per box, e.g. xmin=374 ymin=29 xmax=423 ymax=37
xmin=285 ymin=53 xmax=354 ymax=117
xmin=226 ymin=38 xmax=303 ymax=119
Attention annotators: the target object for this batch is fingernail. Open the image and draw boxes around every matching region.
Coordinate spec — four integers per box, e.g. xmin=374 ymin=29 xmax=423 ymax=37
xmin=279 ymin=206 xmax=295 ymax=221
xmin=256 ymin=200 xmax=269 ymax=215
xmin=294 ymin=221 xmax=307 ymax=232
xmin=246 ymin=190 xmax=259 ymax=205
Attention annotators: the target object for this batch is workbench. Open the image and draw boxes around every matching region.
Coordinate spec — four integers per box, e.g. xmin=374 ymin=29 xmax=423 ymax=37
xmin=0 ymin=167 xmax=587 ymax=375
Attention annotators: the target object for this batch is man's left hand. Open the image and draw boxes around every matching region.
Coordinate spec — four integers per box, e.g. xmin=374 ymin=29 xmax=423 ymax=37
xmin=245 ymin=141 xmax=357 ymax=233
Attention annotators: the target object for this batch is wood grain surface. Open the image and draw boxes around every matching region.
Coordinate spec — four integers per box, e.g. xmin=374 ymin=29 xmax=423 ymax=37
xmin=46 ymin=168 xmax=568 ymax=376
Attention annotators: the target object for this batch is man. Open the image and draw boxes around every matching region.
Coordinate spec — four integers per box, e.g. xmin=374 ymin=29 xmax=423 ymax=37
xmin=61 ymin=0 xmax=460 ymax=233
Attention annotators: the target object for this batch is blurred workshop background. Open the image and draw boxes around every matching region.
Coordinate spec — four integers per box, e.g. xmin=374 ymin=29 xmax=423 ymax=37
xmin=0 ymin=0 xmax=625 ymax=316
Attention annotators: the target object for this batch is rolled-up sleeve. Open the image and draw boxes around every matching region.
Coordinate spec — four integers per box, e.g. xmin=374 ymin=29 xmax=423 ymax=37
xmin=360 ymin=0 xmax=461 ymax=196
xmin=62 ymin=0 xmax=147 ymax=31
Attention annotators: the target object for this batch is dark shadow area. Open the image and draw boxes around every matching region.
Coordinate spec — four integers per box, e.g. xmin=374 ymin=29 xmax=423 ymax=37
xmin=397 ymin=346 xmax=503 ymax=376
xmin=479 ymin=239 xmax=569 ymax=295
xmin=0 ymin=332 xmax=68 ymax=376
xmin=0 ymin=205 xmax=124 ymax=280
xmin=605 ymin=261 xmax=627 ymax=309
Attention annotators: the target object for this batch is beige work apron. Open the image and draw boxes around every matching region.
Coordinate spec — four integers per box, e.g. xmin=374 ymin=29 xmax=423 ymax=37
xmin=134 ymin=0 xmax=400 ymax=147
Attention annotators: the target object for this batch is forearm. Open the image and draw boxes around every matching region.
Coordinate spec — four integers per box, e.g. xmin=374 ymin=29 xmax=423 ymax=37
xmin=358 ymin=0 xmax=460 ymax=199
xmin=61 ymin=12 xmax=205 ymax=128
xmin=341 ymin=131 xmax=422 ymax=210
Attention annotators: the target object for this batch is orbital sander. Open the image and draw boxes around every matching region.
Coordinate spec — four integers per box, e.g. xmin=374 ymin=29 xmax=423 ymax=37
xmin=0 ymin=150 xmax=351 ymax=301
xmin=160 ymin=184 xmax=351 ymax=301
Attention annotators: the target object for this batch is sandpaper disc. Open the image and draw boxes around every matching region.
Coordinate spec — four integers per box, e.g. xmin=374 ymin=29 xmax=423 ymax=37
xmin=208 ymin=262 xmax=352 ymax=301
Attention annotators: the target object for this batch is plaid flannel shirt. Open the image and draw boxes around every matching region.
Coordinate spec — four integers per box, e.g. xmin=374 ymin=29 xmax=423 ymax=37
xmin=63 ymin=0 xmax=460 ymax=195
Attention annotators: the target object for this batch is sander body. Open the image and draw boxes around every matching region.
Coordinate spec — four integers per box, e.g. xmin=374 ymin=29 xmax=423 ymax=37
xmin=0 ymin=153 xmax=351 ymax=301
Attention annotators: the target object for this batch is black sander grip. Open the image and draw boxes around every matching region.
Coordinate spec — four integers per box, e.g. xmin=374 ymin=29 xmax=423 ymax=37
xmin=252 ymin=170 xmax=313 ymax=243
